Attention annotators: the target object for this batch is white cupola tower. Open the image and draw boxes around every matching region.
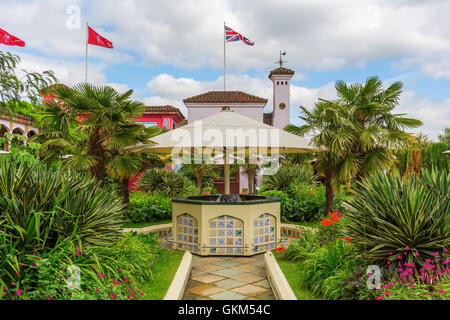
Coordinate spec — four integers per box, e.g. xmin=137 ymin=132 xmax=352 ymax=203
xmin=268 ymin=59 xmax=295 ymax=129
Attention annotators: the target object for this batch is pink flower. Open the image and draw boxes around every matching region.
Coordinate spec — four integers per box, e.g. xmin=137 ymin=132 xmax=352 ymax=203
xmin=16 ymin=289 xmax=21 ymax=295
xmin=440 ymin=290 xmax=446 ymax=294
xmin=76 ymin=248 xmax=80 ymax=256
xmin=97 ymin=288 xmax=100 ymax=293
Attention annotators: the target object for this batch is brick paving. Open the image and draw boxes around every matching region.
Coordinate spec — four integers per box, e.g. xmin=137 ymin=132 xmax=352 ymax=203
xmin=183 ymin=254 xmax=275 ymax=300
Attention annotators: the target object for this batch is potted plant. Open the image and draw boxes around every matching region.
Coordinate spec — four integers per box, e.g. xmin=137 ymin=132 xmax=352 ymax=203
xmin=241 ymin=188 xmax=248 ymax=195
xmin=202 ymin=186 xmax=212 ymax=195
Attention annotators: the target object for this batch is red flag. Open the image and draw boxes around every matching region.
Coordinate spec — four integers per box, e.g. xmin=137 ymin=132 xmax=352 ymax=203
xmin=88 ymin=26 xmax=113 ymax=49
xmin=0 ymin=28 xmax=25 ymax=47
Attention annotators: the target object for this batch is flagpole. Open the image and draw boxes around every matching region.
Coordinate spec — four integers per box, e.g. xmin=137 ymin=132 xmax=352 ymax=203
xmin=223 ymin=21 xmax=226 ymax=91
xmin=85 ymin=22 xmax=88 ymax=83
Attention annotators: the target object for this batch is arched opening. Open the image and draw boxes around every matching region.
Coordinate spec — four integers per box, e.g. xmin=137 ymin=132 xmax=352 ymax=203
xmin=27 ymin=130 xmax=37 ymax=139
xmin=0 ymin=124 xmax=9 ymax=151
xmin=208 ymin=215 xmax=244 ymax=255
xmin=253 ymin=213 xmax=276 ymax=253
xmin=12 ymin=128 xmax=25 ymax=146
xmin=176 ymin=213 xmax=199 ymax=252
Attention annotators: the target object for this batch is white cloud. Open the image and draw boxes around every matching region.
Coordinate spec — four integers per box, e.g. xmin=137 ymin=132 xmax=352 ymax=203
xmin=397 ymin=91 xmax=450 ymax=140
xmin=144 ymin=73 xmax=448 ymax=139
xmin=15 ymin=52 xmax=107 ymax=85
xmin=144 ymin=72 xmax=336 ymax=122
xmin=2 ymin=0 xmax=450 ymax=78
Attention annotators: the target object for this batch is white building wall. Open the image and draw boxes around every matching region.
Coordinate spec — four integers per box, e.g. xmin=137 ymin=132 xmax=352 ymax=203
xmin=186 ymin=104 xmax=265 ymax=123
xmin=271 ymin=74 xmax=293 ymax=130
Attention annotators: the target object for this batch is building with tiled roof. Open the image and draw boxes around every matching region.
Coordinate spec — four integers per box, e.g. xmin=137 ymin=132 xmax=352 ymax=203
xmin=184 ymin=90 xmax=269 ymax=124
xmin=268 ymin=67 xmax=295 ymax=79
xmin=182 ymin=65 xmax=296 ymax=193
xmin=183 ymin=91 xmax=268 ymax=104
xmin=137 ymin=105 xmax=185 ymax=130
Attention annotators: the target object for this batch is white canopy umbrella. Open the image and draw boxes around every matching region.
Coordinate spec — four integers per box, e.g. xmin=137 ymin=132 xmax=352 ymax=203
xmin=126 ymin=110 xmax=324 ymax=194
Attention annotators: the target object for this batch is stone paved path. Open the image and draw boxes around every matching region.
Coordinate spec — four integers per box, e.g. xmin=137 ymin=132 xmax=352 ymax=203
xmin=183 ymin=254 xmax=275 ymax=300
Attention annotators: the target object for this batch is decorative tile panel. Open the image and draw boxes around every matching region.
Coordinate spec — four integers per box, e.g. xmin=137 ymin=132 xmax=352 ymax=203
xmin=176 ymin=213 xmax=199 ymax=252
xmin=208 ymin=215 xmax=244 ymax=255
xmin=253 ymin=213 xmax=276 ymax=253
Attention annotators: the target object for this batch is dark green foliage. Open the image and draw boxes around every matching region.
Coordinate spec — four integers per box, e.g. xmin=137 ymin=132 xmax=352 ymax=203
xmin=2 ymin=233 xmax=159 ymax=300
xmin=137 ymin=168 xmax=188 ymax=197
xmin=0 ymin=158 xmax=125 ymax=252
xmin=127 ymin=191 xmax=172 ymax=223
xmin=262 ymin=181 xmax=344 ymax=222
xmin=422 ymin=142 xmax=449 ymax=171
xmin=343 ymin=170 xmax=450 ymax=268
xmin=261 ymin=166 xmax=317 ymax=192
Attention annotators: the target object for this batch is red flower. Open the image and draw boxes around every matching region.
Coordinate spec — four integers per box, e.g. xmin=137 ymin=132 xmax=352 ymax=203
xmin=275 ymin=246 xmax=286 ymax=253
xmin=321 ymin=219 xmax=331 ymax=226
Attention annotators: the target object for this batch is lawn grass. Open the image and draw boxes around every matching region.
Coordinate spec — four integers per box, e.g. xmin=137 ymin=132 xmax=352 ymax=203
xmin=122 ymin=219 xmax=172 ymax=228
xmin=274 ymin=252 xmax=320 ymax=300
xmin=142 ymin=248 xmax=185 ymax=300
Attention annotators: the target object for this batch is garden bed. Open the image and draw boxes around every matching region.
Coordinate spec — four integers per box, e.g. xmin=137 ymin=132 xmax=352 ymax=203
xmin=142 ymin=249 xmax=186 ymax=300
xmin=273 ymin=252 xmax=319 ymax=300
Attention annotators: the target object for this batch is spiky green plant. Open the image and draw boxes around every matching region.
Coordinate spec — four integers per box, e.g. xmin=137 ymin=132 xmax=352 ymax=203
xmin=343 ymin=170 xmax=450 ymax=268
xmin=262 ymin=166 xmax=317 ymax=192
xmin=137 ymin=168 xmax=187 ymax=197
xmin=0 ymin=158 xmax=124 ymax=251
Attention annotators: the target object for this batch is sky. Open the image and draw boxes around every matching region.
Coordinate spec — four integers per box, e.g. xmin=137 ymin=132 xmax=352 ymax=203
xmin=0 ymin=0 xmax=449 ymax=139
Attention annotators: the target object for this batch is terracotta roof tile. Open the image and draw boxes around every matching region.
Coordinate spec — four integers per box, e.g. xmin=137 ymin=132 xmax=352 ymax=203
xmin=144 ymin=105 xmax=185 ymax=119
xmin=268 ymin=67 xmax=295 ymax=79
xmin=183 ymin=91 xmax=267 ymax=104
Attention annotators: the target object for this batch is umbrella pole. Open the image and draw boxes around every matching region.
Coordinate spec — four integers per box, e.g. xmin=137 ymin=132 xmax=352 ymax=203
xmin=224 ymin=149 xmax=230 ymax=194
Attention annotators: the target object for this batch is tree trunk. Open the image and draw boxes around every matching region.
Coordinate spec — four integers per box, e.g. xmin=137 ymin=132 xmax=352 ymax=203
xmin=324 ymin=168 xmax=334 ymax=213
xmin=121 ymin=177 xmax=130 ymax=209
xmin=248 ymin=170 xmax=254 ymax=194
xmin=87 ymin=128 xmax=107 ymax=187
xmin=196 ymin=165 xmax=203 ymax=194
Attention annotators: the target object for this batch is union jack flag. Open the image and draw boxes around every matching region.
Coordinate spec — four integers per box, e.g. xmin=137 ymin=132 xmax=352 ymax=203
xmin=225 ymin=25 xmax=254 ymax=46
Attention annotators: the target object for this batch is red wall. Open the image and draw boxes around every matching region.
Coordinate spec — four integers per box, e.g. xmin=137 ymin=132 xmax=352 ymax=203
xmin=129 ymin=112 xmax=184 ymax=190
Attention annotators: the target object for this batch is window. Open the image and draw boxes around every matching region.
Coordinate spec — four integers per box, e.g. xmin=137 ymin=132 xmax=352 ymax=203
xmin=163 ymin=118 xmax=171 ymax=129
xmin=137 ymin=121 xmax=157 ymax=128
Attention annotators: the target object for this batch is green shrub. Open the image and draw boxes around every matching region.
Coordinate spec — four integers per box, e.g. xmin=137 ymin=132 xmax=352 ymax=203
xmin=300 ymin=240 xmax=358 ymax=299
xmin=261 ymin=166 xmax=317 ymax=192
xmin=0 ymin=158 xmax=124 ymax=251
xmin=127 ymin=191 xmax=172 ymax=223
xmin=137 ymin=168 xmax=188 ymax=197
xmin=1 ymin=233 xmax=159 ymax=300
xmin=283 ymin=231 xmax=320 ymax=262
xmin=422 ymin=142 xmax=449 ymax=171
xmin=343 ymin=170 xmax=450 ymax=269
xmin=262 ymin=184 xmax=330 ymax=222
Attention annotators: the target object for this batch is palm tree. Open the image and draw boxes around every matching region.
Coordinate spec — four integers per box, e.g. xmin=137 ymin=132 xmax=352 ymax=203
xmin=286 ymin=76 xmax=422 ymax=212
xmin=180 ymin=163 xmax=222 ymax=194
xmin=107 ymin=126 xmax=164 ymax=206
xmin=241 ymin=157 xmax=260 ymax=194
xmin=36 ymin=83 xmax=147 ymax=187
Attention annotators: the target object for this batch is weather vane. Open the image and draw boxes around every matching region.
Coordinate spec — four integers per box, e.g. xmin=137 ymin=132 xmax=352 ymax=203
xmin=277 ymin=50 xmax=287 ymax=68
